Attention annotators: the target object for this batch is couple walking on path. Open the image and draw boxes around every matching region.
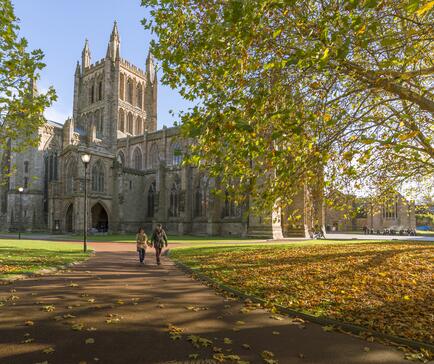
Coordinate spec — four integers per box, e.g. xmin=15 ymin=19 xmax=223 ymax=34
xmin=136 ymin=223 xmax=168 ymax=265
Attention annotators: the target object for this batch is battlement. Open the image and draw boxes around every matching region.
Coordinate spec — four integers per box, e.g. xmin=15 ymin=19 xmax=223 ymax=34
xmin=119 ymin=58 xmax=147 ymax=78
xmin=83 ymin=58 xmax=105 ymax=75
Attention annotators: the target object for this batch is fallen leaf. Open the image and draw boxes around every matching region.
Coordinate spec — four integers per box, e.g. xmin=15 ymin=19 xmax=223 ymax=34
xmin=42 ymin=347 xmax=55 ymax=354
xmin=322 ymin=325 xmax=334 ymax=332
xmin=85 ymin=338 xmax=95 ymax=344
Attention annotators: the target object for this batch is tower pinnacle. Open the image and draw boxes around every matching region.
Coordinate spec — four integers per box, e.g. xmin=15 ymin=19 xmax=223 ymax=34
xmin=107 ymin=21 xmax=120 ymax=60
xmin=81 ymin=39 xmax=91 ymax=72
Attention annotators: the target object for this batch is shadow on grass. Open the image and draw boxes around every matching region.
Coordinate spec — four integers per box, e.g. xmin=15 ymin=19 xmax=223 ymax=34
xmin=0 ymin=246 xmax=89 ymax=277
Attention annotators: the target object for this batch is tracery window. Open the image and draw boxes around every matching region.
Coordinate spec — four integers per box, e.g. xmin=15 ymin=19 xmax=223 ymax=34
xmin=149 ymin=144 xmax=159 ymax=169
xmin=119 ymin=73 xmax=125 ymax=100
xmin=169 ymin=178 xmax=181 ymax=217
xmin=98 ymin=81 xmax=103 ymax=100
xmin=127 ymin=79 xmax=133 ymax=104
xmin=127 ymin=113 xmax=133 ymax=134
xmin=65 ymin=159 xmax=78 ymax=194
xmin=118 ymin=109 xmax=125 ymax=132
xmin=382 ymin=200 xmax=398 ymax=219
xmin=194 ymin=176 xmax=208 ymax=217
xmin=91 ymin=161 xmax=105 ymax=192
xmin=223 ymin=191 xmax=241 ymax=217
xmin=136 ymin=84 xmax=142 ymax=109
xmin=136 ymin=117 xmax=142 ymax=135
xmin=147 ymin=181 xmax=156 ymax=217
xmin=133 ymin=148 xmax=142 ymax=170
xmin=170 ymin=142 xmax=182 ymax=166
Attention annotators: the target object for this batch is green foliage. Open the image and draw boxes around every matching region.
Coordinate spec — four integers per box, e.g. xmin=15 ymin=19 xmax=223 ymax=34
xmin=142 ymin=0 xmax=434 ymax=214
xmin=416 ymin=212 xmax=434 ymax=225
xmin=0 ymin=0 xmax=56 ymax=154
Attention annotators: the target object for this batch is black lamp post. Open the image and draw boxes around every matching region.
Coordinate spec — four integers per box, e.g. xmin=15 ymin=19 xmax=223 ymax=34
xmin=18 ymin=187 xmax=23 ymax=239
xmin=81 ymin=154 xmax=91 ymax=252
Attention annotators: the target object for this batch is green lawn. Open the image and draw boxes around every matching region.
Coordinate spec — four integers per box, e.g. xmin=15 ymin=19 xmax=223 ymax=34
xmin=171 ymin=240 xmax=433 ymax=344
xmin=64 ymin=233 xmax=262 ymax=244
xmin=417 ymin=229 xmax=434 ymax=236
xmin=0 ymin=240 xmax=91 ymax=280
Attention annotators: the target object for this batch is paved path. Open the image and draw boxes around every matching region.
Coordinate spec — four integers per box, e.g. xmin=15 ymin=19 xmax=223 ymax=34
xmin=0 ymin=243 xmax=415 ymax=364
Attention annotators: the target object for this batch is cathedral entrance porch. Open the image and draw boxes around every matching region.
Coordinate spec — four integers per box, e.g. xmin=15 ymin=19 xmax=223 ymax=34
xmin=91 ymin=203 xmax=109 ymax=232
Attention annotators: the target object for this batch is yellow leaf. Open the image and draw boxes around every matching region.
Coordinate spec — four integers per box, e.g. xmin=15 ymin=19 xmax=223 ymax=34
xmin=223 ymin=337 xmax=232 ymax=344
xmin=42 ymin=347 xmax=55 ymax=354
xmin=25 ymin=320 xmax=34 ymax=326
xmin=321 ymin=48 xmax=329 ymax=61
xmin=85 ymin=338 xmax=95 ymax=344
xmin=357 ymin=24 xmax=366 ymax=35
xmin=416 ymin=1 xmax=434 ymax=16
xmin=399 ymin=130 xmax=419 ymax=141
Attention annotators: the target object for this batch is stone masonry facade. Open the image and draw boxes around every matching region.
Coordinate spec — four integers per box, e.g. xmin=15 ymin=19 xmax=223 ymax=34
xmin=0 ymin=23 xmax=321 ymax=238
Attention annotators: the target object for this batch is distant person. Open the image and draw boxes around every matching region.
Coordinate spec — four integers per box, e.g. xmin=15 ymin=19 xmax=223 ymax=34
xmin=136 ymin=227 xmax=148 ymax=265
xmin=151 ymin=224 xmax=168 ymax=265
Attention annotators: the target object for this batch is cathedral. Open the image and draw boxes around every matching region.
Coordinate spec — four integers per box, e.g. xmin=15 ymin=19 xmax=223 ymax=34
xmin=0 ymin=23 xmax=316 ymax=238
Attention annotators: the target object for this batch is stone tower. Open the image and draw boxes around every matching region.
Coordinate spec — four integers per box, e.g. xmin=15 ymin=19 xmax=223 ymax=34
xmin=71 ymin=21 xmax=157 ymax=152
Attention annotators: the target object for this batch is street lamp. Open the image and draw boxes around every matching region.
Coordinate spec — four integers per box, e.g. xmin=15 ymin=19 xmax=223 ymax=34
xmin=18 ymin=187 xmax=24 ymax=239
xmin=81 ymin=154 xmax=91 ymax=252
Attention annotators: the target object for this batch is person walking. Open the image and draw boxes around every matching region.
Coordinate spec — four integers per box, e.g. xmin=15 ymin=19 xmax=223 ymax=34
xmin=151 ymin=224 xmax=168 ymax=265
xmin=136 ymin=227 xmax=148 ymax=265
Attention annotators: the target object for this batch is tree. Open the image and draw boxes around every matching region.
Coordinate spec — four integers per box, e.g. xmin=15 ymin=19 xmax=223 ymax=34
xmin=142 ymin=0 xmax=433 ymax=215
xmin=0 ymin=0 xmax=56 ymax=154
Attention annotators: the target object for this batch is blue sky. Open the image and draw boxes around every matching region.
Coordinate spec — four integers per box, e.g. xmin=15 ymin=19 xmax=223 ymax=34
xmin=12 ymin=0 xmax=193 ymax=128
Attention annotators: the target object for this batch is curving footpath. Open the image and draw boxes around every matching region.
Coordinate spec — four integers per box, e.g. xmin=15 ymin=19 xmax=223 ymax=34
xmin=0 ymin=242 xmax=419 ymax=364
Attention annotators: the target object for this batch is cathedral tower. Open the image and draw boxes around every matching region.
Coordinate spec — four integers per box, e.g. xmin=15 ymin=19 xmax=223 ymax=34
xmin=71 ymin=22 xmax=157 ymax=152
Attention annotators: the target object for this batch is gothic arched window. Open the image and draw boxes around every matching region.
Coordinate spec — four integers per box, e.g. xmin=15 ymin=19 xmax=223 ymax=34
xmin=65 ymin=159 xmax=78 ymax=194
xmin=223 ymin=191 xmax=241 ymax=217
xmin=194 ymin=176 xmax=208 ymax=217
xmin=127 ymin=113 xmax=133 ymax=134
xmin=119 ymin=73 xmax=125 ymax=100
xmin=136 ymin=117 xmax=142 ymax=135
xmin=90 ymin=84 xmax=95 ymax=104
xmin=98 ymin=81 xmax=103 ymax=100
xmin=170 ymin=142 xmax=182 ymax=166
xmin=133 ymin=147 xmax=142 ymax=170
xmin=169 ymin=178 xmax=181 ymax=217
xmin=149 ymin=143 xmax=159 ymax=169
xmin=147 ymin=181 xmax=156 ymax=217
xmin=91 ymin=161 xmax=105 ymax=192
xmin=118 ymin=109 xmax=125 ymax=132
xmin=136 ymin=84 xmax=142 ymax=109
xmin=127 ymin=79 xmax=133 ymax=104
xmin=95 ymin=109 xmax=103 ymax=138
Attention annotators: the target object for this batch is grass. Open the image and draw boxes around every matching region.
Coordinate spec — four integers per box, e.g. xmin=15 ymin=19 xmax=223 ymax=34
xmin=49 ymin=233 xmax=262 ymax=244
xmin=417 ymin=229 xmax=434 ymax=236
xmin=171 ymin=240 xmax=434 ymax=344
xmin=0 ymin=240 xmax=91 ymax=280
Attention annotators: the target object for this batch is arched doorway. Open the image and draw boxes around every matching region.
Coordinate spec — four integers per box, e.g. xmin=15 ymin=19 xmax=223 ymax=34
xmin=91 ymin=203 xmax=108 ymax=232
xmin=65 ymin=204 xmax=74 ymax=232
